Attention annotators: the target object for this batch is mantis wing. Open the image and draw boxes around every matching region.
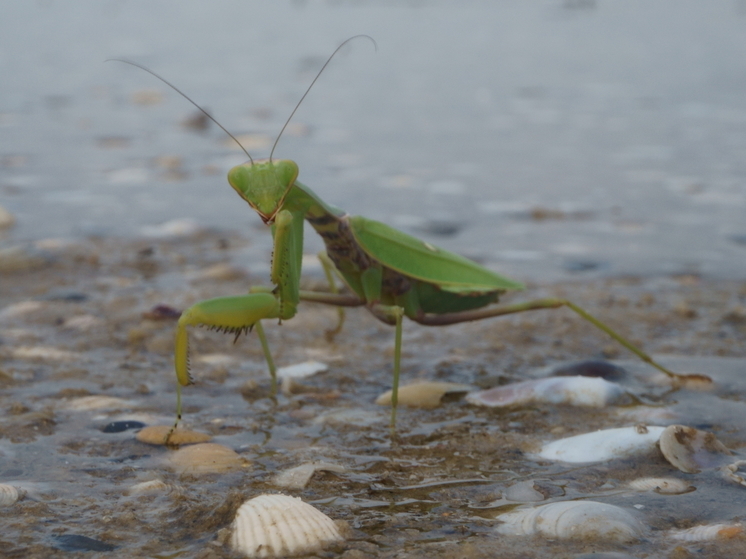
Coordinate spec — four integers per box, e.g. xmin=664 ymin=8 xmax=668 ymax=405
xmin=348 ymin=216 xmax=524 ymax=294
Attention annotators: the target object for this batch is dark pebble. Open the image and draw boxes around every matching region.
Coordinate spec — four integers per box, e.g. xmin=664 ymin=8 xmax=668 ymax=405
xmin=102 ymin=420 xmax=146 ymax=433
xmin=52 ymin=534 xmax=116 ymax=552
xmin=419 ymin=220 xmax=462 ymax=236
xmin=142 ymin=304 xmax=182 ymax=320
xmin=43 ymin=290 xmax=88 ymax=302
xmin=551 ymin=360 xmax=628 ymax=382
xmin=728 ymin=234 xmax=746 ymax=246
xmin=562 ymin=260 xmax=606 ymax=272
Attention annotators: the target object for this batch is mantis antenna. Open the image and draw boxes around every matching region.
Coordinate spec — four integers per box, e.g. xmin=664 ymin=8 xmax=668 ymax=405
xmin=106 ymin=58 xmax=255 ymax=165
xmin=269 ymin=34 xmax=377 ymax=162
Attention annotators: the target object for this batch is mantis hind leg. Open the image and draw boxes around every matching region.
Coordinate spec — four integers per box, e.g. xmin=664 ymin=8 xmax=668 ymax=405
xmin=318 ymin=251 xmax=346 ymax=340
xmin=253 ymin=320 xmax=277 ymax=394
xmin=416 ymin=298 xmax=710 ymax=387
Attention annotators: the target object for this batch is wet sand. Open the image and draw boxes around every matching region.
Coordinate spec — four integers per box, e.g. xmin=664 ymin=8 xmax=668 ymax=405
xmin=1 ymin=230 xmax=745 ymax=557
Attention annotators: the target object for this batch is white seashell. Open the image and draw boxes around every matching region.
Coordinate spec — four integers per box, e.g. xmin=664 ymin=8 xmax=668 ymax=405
xmin=0 ymin=300 xmax=46 ymax=320
xmin=0 ymin=484 xmax=20 ymax=506
xmin=231 ymin=494 xmax=344 ymax=558
xmin=658 ymin=425 xmax=733 ymax=474
xmin=537 ymin=425 xmax=665 ymax=463
xmin=496 ymin=500 xmax=645 ymax=542
xmin=272 ymin=462 xmax=346 ymax=490
xmin=628 ymin=477 xmax=694 ymax=495
xmin=63 ymin=315 xmax=105 ymax=332
xmin=64 ymin=396 xmax=135 ymax=412
xmin=312 ymin=408 xmax=384 ymax=427
xmin=139 ymin=218 xmax=204 ymax=239
xmin=466 ymin=376 xmax=625 ymax=408
xmin=0 ymin=205 xmax=15 ymax=229
xmin=195 ymin=353 xmax=238 ymax=367
xmin=277 ymin=361 xmax=328 ymax=380
xmin=668 ymin=523 xmax=743 ymax=541
xmin=168 ymin=443 xmax=248 ymax=475
xmin=376 ymin=381 xmax=472 ymax=408
xmin=11 ymin=346 xmax=81 ymax=362
xmin=126 ymin=479 xmax=176 ymax=496
xmin=504 ymin=480 xmax=545 ymax=503
xmin=721 ymin=459 xmax=746 ymax=487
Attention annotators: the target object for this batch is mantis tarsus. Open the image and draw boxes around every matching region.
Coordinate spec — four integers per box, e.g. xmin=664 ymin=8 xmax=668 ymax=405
xmin=113 ymin=36 xmax=709 ymax=441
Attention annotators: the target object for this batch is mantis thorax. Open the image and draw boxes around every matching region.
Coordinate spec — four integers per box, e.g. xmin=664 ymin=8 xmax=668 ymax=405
xmin=227 ymin=159 xmax=299 ymax=224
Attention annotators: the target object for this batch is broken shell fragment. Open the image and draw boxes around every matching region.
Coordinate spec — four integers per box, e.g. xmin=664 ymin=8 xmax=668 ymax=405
xmin=537 ymin=425 xmax=665 ymax=463
xmin=231 ymin=494 xmax=344 ymax=558
xmin=0 ymin=484 xmax=20 ymax=506
xmin=627 ymin=477 xmax=694 ymax=495
xmin=722 ymin=460 xmax=746 ymax=487
xmin=496 ymin=500 xmax=645 ymax=542
xmin=136 ymin=425 xmax=211 ymax=446
xmin=658 ymin=425 xmax=733 ymax=474
xmin=277 ymin=361 xmax=328 ymax=379
xmin=668 ymin=523 xmax=743 ymax=541
xmin=466 ymin=376 xmax=625 ymax=409
xmin=272 ymin=462 xmax=346 ymax=490
xmin=376 ymin=381 xmax=471 ymax=408
xmin=504 ymin=480 xmax=545 ymax=503
xmin=168 ymin=443 xmax=247 ymax=475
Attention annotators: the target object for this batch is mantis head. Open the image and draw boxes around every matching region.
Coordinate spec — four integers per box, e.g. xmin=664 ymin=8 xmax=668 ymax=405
xmin=227 ymin=159 xmax=299 ymax=224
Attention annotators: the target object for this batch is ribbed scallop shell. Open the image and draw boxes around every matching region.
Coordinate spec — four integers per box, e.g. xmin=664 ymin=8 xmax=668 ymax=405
xmin=231 ymin=494 xmax=343 ymax=558
xmin=496 ymin=500 xmax=645 ymax=542
xmin=0 ymin=484 xmax=20 ymax=506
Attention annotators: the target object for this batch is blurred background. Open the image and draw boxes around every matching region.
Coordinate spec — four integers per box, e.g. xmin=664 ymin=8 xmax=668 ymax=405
xmin=1 ymin=0 xmax=746 ymax=281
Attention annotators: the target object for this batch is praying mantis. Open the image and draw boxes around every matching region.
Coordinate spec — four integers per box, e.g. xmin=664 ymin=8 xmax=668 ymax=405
xmin=113 ymin=37 xmax=706 ymax=440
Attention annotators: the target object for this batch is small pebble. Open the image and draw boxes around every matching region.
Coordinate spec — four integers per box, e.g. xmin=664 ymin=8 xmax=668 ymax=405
xmin=375 ymin=381 xmax=471 ymax=408
xmin=102 ymin=420 xmax=147 ymax=433
xmin=136 ymin=425 xmax=212 ymax=446
xmin=52 ymin=535 xmax=116 ymax=552
xmin=168 ymin=443 xmax=247 ymax=475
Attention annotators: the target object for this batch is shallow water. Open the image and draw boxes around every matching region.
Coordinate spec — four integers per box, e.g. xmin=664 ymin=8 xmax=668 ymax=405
xmin=1 ymin=233 xmax=745 ymax=557
xmin=2 ymin=0 xmax=746 ymax=281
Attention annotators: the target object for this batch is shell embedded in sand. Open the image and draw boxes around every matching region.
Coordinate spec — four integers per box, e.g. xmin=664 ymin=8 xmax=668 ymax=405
xmin=668 ymin=523 xmax=743 ymax=541
xmin=466 ymin=376 xmax=625 ymax=409
xmin=168 ymin=443 xmax=247 ymax=475
xmin=537 ymin=425 xmax=665 ymax=463
xmin=496 ymin=500 xmax=645 ymax=542
xmin=64 ymin=395 xmax=135 ymax=412
xmin=0 ymin=484 xmax=20 ymax=506
xmin=272 ymin=462 xmax=346 ymax=490
xmin=136 ymin=425 xmax=211 ymax=446
xmin=231 ymin=494 xmax=344 ymax=558
xmin=627 ymin=477 xmax=694 ymax=495
xmin=375 ymin=381 xmax=471 ymax=408
xmin=658 ymin=425 xmax=733 ymax=474
xmin=126 ymin=479 xmax=179 ymax=496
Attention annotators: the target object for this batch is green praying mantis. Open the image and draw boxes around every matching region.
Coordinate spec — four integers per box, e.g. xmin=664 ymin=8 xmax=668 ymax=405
xmin=114 ymin=37 xmax=707 ymax=441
